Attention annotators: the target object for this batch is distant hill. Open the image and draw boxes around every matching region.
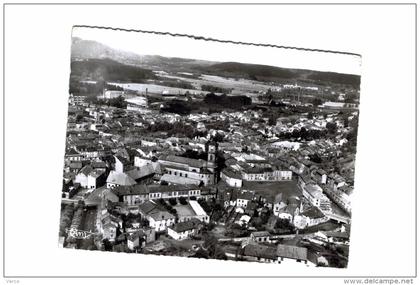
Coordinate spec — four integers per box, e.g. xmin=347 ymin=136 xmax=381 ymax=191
xmin=196 ymin=62 xmax=360 ymax=87
xmin=71 ymin=37 xmax=144 ymax=65
xmin=70 ymin=58 xmax=156 ymax=83
xmin=71 ymin=37 xmax=214 ymax=71
xmin=71 ymin=38 xmax=360 ymax=87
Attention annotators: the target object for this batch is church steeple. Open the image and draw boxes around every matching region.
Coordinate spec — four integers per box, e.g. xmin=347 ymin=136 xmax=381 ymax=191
xmin=206 ymin=141 xmax=217 ymax=165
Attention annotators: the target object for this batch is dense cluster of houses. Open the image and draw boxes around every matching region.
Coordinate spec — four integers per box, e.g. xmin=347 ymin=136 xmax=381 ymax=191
xmin=61 ymin=85 xmax=356 ymax=267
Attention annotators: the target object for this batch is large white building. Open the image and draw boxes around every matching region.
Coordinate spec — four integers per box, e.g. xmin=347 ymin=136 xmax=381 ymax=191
xmin=220 ymin=169 xmax=243 ymax=187
xmin=158 ymin=142 xmax=218 ymax=186
xmin=102 ymin=90 xmax=125 ymax=100
xmin=302 ymin=183 xmax=332 ymax=213
xmin=138 ymin=201 xmax=175 ymax=232
xmin=126 ymin=96 xmax=149 ymax=113
xmin=167 ymin=219 xmax=201 ymax=240
xmin=241 ymin=167 xmax=292 ymax=182
xmin=74 ymin=165 xmax=106 ymax=189
xmin=111 ymin=184 xmax=202 ymax=206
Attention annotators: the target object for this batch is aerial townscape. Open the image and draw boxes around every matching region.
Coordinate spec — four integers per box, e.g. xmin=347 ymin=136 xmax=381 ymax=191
xmin=59 ymin=36 xmax=360 ymax=268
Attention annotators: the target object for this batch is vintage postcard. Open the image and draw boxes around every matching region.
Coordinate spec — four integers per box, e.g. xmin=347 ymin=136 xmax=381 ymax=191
xmin=59 ymin=26 xmax=361 ymax=268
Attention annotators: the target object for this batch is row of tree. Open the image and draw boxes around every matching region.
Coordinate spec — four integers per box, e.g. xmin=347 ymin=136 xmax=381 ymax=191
xmin=203 ymin=93 xmax=251 ymax=109
xmin=147 ymin=120 xmax=207 ymax=139
xmin=201 ymin=85 xmax=232 ymax=94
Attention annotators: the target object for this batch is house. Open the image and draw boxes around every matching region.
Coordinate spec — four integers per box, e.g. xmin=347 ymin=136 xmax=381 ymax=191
xmin=242 ymin=244 xmax=278 ymax=263
xmin=250 ymin=231 xmax=271 ymax=243
xmin=244 ymin=200 xmax=259 ymax=216
xmin=273 ymin=195 xmax=302 ymax=222
xmin=138 ymin=201 xmax=175 ymax=232
xmin=72 ymin=95 xmax=86 ymax=105
xmin=127 ymin=228 xmax=156 ymax=250
xmin=167 ymin=219 xmax=201 ymax=240
xmin=328 ymin=173 xmax=347 ymax=190
xmin=235 ymin=214 xmax=251 ymax=226
xmin=311 ymin=168 xmax=327 ymax=184
xmin=114 ymin=155 xmax=132 ymax=173
xmin=99 ymin=211 xmax=123 ymax=243
xmin=126 ymin=164 xmax=156 ymax=183
xmin=127 ymin=231 xmax=141 ymax=250
xmin=221 ymin=188 xmax=239 ymax=208
xmin=91 ymin=160 xmax=107 ymax=172
xmin=320 ymin=101 xmax=346 ymax=110
xmin=68 ymin=161 xmax=83 ymax=174
xmin=297 ymin=207 xmax=329 ymax=228
xmin=302 ymin=183 xmax=332 ymax=213
xmin=236 ymin=191 xmax=254 ymax=208
xmin=74 ymin=165 xmax=106 ymax=189
xmin=241 ymin=167 xmax=292 ymax=182
xmin=77 ymin=145 xmax=101 ymax=159
xmin=277 ymin=244 xmax=312 ymax=265
xmin=103 ymin=90 xmax=125 ymax=100
xmin=323 ymin=186 xmax=352 ymax=214
xmin=148 ymin=184 xmax=201 ymax=200
xmin=224 ymin=244 xmax=241 ymax=260
xmin=174 ymin=200 xmax=210 ymax=223
xmin=160 ymin=173 xmax=203 ymax=186
xmin=106 ymin=170 xmax=137 ymax=189
xmin=298 ymin=174 xmax=313 ymax=189
xmin=137 ymin=228 xmax=156 ymax=244
xmin=65 ymin=148 xmax=83 ymax=162
xmin=111 ymin=184 xmax=202 ymax=205
xmin=324 ymin=230 xmax=350 ymax=244
xmin=126 ymin=96 xmax=148 ymax=112
xmin=112 ymin=184 xmax=149 ymax=205
xmin=273 ymin=193 xmax=287 ymax=216
xmin=220 ymin=168 xmax=243 ymax=188
xmin=200 ymin=186 xmax=217 ymax=201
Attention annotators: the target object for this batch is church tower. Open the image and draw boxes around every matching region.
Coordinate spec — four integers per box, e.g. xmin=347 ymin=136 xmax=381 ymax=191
xmin=206 ymin=141 xmax=218 ymax=173
xmin=206 ymin=141 xmax=218 ymax=185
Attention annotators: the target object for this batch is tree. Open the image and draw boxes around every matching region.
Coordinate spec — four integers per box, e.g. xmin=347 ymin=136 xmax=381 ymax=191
xmin=349 ymin=116 xmax=359 ymax=128
xmin=268 ymin=114 xmax=277 ymax=126
xmin=344 ymin=97 xmax=354 ymax=103
xmin=213 ymin=132 xmax=225 ymax=142
xmin=191 ymin=248 xmax=209 ymax=259
xmin=309 ymin=153 xmax=322 ymax=163
xmin=326 ymin=122 xmax=337 ymax=134
xmin=226 ymin=223 xmax=249 ymax=238
xmin=85 ymin=95 xmax=99 ymax=105
xmin=300 ymin=127 xmax=308 ymax=139
xmin=59 ymin=204 xmax=75 ymax=236
xmin=75 ymin=114 xmax=84 ymax=122
xmin=202 ymin=232 xmax=218 ymax=257
xmin=178 ymin=196 xmax=188 ymax=205
xmin=102 ymin=239 xmax=113 ymax=251
xmin=275 ymin=218 xmax=294 ymax=231
xmin=292 ymin=129 xmax=300 ymax=138
xmin=108 ymin=95 xmax=127 ymax=109
xmin=307 ymin=112 xmax=314 ymax=120
xmin=343 ymin=117 xmax=349 ymax=128
xmin=168 ymin=198 xmax=177 ymax=206
xmin=312 ymin=97 xmax=323 ymax=107
xmin=214 ymin=246 xmax=227 ymax=260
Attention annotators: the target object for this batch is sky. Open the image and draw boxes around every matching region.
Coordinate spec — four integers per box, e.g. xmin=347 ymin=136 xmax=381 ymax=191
xmin=72 ymin=27 xmax=361 ymax=76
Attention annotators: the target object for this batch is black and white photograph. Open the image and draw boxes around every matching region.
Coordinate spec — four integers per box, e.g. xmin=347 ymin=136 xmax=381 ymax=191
xmin=59 ymin=26 xmax=360 ymax=268
xmin=2 ymin=3 xmax=417 ymax=282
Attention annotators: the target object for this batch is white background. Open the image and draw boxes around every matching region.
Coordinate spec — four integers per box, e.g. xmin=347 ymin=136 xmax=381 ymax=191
xmin=1 ymin=2 xmax=417 ymax=285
